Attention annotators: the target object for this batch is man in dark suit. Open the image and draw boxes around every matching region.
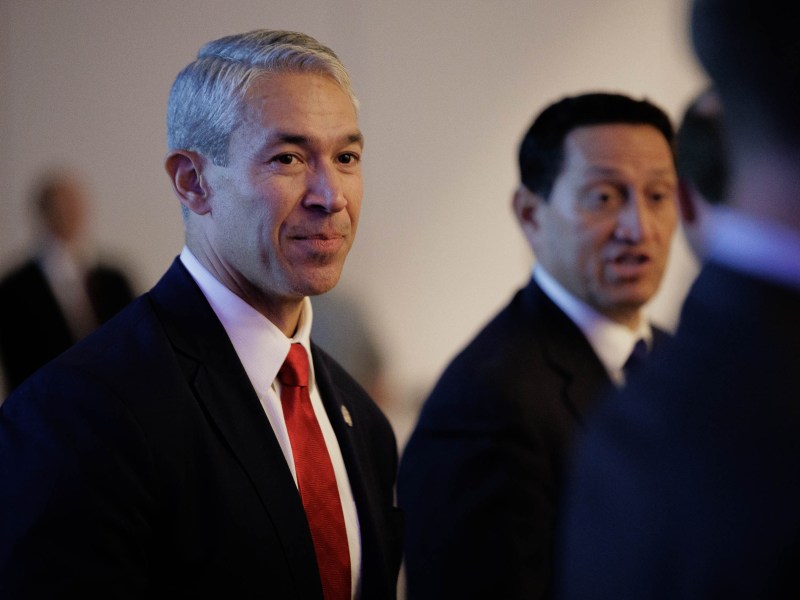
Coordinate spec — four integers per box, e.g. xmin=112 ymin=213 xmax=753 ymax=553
xmin=0 ymin=29 xmax=401 ymax=599
xmin=0 ymin=170 xmax=135 ymax=394
xmin=398 ymin=92 xmax=679 ymax=599
xmin=557 ymin=2 xmax=800 ymax=598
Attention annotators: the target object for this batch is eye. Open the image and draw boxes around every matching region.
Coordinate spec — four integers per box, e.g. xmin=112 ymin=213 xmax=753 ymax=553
xmin=272 ymin=154 xmax=299 ymax=165
xmin=597 ymin=191 xmax=613 ymax=204
xmin=581 ymin=185 xmax=624 ymax=213
xmin=647 ymin=184 xmax=675 ymax=204
xmin=337 ymin=152 xmax=360 ymax=165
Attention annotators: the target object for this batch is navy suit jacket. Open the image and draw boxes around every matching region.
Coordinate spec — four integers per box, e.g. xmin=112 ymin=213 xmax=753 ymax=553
xmin=558 ymin=262 xmax=800 ymax=599
xmin=0 ymin=258 xmax=402 ymax=599
xmin=0 ymin=258 xmax=134 ymax=392
xmin=398 ymin=277 xmax=668 ymax=599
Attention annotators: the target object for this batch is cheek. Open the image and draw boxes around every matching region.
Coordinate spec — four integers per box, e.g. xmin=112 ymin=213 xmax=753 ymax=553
xmin=346 ymin=181 xmax=363 ymax=211
xmin=654 ymin=219 xmax=678 ymax=258
xmin=579 ymin=227 xmax=611 ymax=268
xmin=347 ymin=200 xmax=361 ymax=228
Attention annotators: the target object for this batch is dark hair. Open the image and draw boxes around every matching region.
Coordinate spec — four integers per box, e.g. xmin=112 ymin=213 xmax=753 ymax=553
xmin=518 ymin=92 xmax=675 ymax=198
xmin=675 ymin=89 xmax=728 ymax=205
xmin=691 ymin=0 xmax=800 ymax=144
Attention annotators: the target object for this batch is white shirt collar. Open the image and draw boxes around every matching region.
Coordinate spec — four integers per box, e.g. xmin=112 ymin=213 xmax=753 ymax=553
xmin=179 ymin=246 xmax=315 ymax=394
xmin=705 ymin=207 xmax=800 ymax=290
xmin=38 ymin=234 xmax=96 ymax=285
xmin=533 ymin=265 xmax=651 ymax=385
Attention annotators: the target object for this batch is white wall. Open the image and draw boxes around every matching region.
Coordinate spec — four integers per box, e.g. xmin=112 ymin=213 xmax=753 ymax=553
xmin=0 ymin=0 xmax=706 ymax=437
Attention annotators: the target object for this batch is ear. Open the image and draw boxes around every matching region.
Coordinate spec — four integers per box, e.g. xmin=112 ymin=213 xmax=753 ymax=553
xmin=677 ymin=180 xmax=698 ymax=225
xmin=512 ymin=185 xmax=543 ymax=230
xmin=164 ymin=150 xmax=212 ymax=215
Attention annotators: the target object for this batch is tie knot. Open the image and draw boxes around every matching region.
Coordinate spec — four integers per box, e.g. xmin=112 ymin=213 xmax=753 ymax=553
xmin=278 ymin=343 xmax=310 ymax=387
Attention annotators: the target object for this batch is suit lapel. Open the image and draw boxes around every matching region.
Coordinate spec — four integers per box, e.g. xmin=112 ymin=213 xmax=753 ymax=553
xmin=311 ymin=344 xmax=394 ymax=599
xmin=522 ymin=280 xmax=613 ymax=423
xmin=148 ymin=259 xmax=322 ymax=598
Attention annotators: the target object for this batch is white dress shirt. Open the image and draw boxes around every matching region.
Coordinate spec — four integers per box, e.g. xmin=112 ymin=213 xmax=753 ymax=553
xmin=38 ymin=236 xmax=98 ymax=340
xmin=533 ymin=266 xmax=652 ymax=386
xmin=179 ymin=247 xmax=362 ymax=598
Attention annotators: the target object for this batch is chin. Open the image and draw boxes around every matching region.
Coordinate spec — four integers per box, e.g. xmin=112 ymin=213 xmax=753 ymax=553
xmin=299 ymin=271 xmax=344 ymax=297
xmin=601 ymin=290 xmax=651 ymax=314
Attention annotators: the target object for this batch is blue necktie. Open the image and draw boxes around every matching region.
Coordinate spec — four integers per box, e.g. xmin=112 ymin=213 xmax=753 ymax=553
xmin=623 ymin=338 xmax=648 ymax=382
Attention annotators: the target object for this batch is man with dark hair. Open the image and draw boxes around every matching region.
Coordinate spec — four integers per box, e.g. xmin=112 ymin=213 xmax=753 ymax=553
xmin=398 ymin=91 xmax=679 ymax=599
xmin=0 ymin=30 xmax=401 ymax=599
xmin=558 ymin=2 xmax=800 ymax=597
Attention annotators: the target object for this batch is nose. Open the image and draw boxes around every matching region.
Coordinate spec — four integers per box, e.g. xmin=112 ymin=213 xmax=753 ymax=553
xmin=303 ymin=161 xmax=347 ymax=213
xmin=613 ymin=195 xmax=651 ymax=243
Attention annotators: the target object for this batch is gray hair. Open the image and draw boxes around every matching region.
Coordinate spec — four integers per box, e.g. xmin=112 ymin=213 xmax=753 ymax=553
xmin=166 ymin=29 xmax=358 ymax=166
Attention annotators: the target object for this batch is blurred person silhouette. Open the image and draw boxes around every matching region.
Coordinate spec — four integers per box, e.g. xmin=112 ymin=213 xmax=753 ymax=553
xmin=310 ymin=288 xmax=420 ymax=462
xmin=398 ymin=91 xmax=679 ymax=599
xmin=0 ymin=169 xmax=135 ymax=394
xmin=558 ymin=1 xmax=800 ymax=598
xmin=0 ymin=29 xmax=401 ymax=598
xmin=311 ymin=288 xmax=390 ymax=409
xmin=674 ymin=86 xmax=729 ymax=257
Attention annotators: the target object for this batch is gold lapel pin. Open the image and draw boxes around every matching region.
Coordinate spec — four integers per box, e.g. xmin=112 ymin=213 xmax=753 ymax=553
xmin=341 ymin=405 xmax=353 ymax=427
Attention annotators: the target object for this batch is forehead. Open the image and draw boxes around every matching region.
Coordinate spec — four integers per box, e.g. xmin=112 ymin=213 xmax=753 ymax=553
xmin=562 ymin=123 xmax=675 ymax=179
xmin=239 ymin=72 xmax=358 ymax=133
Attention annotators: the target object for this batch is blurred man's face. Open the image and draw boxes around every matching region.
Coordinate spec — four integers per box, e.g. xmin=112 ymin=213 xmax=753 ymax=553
xmin=41 ymin=177 xmax=89 ymax=243
xmin=523 ymin=123 xmax=678 ymax=328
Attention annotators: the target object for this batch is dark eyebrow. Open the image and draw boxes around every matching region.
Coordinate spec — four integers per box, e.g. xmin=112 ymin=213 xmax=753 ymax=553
xmin=584 ymin=166 xmax=676 ymax=180
xmin=346 ymin=132 xmax=364 ymax=146
xmin=275 ymin=133 xmax=309 ymax=146
xmin=271 ymin=131 xmax=364 ymax=147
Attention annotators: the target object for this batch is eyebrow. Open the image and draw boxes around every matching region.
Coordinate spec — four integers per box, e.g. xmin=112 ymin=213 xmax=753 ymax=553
xmin=272 ymin=131 xmax=364 ymax=147
xmin=584 ymin=166 xmax=676 ymax=179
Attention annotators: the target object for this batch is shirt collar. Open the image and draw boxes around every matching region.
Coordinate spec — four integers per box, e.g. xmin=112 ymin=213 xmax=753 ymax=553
xmin=533 ymin=265 xmax=651 ymax=384
xmin=179 ymin=246 xmax=315 ymax=395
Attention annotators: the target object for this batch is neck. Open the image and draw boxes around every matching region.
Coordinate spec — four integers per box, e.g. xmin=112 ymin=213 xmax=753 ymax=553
xmin=604 ymin=307 xmax=643 ymax=332
xmin=186 ymin=241 xmax=304 ymax=338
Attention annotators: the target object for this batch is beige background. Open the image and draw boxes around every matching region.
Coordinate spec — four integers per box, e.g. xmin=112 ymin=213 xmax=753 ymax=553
xmin=0 ymin=0 xmax=706 ymax=442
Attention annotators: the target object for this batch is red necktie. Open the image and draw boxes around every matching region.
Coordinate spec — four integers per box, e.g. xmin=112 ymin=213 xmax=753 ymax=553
xmin=278 ymin=343 xmax=351 ymax=600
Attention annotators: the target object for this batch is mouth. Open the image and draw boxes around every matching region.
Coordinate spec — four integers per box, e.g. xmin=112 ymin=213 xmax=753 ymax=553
xmin=606 ymin=251 xmax=651 ymax=280
xmin=289 ymin=232 xmax=347 ymax=254
xmin=614 ymin=253 xmax=648 ymax=266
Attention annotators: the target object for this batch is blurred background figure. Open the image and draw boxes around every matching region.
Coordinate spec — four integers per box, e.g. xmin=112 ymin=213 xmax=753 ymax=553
xmin=557 ymin=1 xmax=800 ymax=597
xmin=312 ymin=289 xmax=392 ymax=405
xmin=674 ymin=86 xmax=729 ymax=257
xmin=399 ymin=92 xmax=679 ymax=600
xmin=0 ymin=168 xmax=135 ymax=397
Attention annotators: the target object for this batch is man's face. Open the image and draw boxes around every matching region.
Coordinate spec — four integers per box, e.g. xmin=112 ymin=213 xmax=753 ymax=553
xmin=198 ymin=72 xmax=363 ymax=310
xmin=42 ymin=177 xmax=89 ymax=243
xmin=527 ymin=123 xmax=678 ymax=326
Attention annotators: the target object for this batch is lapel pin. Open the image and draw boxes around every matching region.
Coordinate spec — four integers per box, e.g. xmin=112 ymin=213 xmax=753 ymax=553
xmin=341 ymin=405 xmax=353 ymax=427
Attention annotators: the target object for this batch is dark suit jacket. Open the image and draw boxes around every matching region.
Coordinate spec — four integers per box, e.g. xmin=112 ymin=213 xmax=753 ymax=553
xmin=0 ymin=258 xmax=134 ymax=392
xmin=0 ymin=258 xmax=402 ymax=599
xmin=557 ymin=262 xmax=800 ymax=599
xmin=398 ymin=278 xmax=668 ymax=599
